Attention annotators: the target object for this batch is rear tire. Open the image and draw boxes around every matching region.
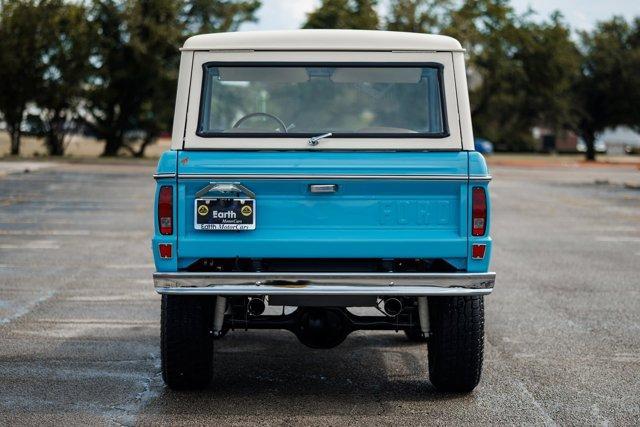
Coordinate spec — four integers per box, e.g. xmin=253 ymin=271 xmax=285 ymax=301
xmin=427 ymin=295 xmax=484 ymax=393
xmin=161 ymin=295 xmax=215 ymax=390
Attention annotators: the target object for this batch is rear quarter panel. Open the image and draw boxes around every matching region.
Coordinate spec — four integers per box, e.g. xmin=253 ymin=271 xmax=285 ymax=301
xmin=467 ymin=151 xmax=492 ymax=272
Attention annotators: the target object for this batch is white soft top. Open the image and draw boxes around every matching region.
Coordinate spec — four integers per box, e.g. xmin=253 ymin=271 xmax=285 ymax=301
xmin=182 ymin=29 xmax=463 ymax=52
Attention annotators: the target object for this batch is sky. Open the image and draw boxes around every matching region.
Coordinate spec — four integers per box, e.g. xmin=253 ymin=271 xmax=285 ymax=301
xmin=239 ymin=0 xmax=639 ymax=32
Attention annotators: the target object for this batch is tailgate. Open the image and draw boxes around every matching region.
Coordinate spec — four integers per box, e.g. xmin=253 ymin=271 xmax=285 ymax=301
xmin=176 ymin=151 xmax=469 ymax=265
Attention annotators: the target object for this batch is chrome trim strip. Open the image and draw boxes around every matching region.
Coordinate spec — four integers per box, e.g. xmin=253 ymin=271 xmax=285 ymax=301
xmin=469 ymin=175 xmax=492 ymax=181
xmin=177 ymin=173 xmax=492 ymax=181
xmin=154 ymin=272 xmax=495 ymax=296
xmin=153 ymin=173 xmax=176 ymax=179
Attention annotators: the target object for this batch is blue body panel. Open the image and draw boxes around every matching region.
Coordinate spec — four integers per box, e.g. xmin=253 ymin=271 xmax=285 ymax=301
xmin=152 ymin=150 xmax=492 ymax=273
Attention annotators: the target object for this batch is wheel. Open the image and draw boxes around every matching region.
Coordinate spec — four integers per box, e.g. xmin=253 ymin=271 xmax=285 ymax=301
xmin=427 ymin=295 xmax=484 ymax=393
xmin=161 ymin=295 xmax=215 ymax=390
xmin=404 ymin=325 xmax=428 ymax=342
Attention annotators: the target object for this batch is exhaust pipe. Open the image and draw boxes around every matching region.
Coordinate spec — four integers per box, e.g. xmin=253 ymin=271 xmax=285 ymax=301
xmin=382 ymin=297 xmax=403 ymax=317
xmin=247 ymin=297 xmax=266 ymax=316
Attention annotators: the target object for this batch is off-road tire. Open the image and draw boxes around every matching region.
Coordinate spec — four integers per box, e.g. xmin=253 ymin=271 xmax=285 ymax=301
xmin=427 ymin=295 xmax=484 ymax=393
xmin=161 ymin=295 xmax=215 ymax=390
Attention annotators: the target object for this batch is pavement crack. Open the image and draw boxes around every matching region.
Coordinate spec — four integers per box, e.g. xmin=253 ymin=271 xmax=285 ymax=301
xmin=105 ymin=352 xmax=161 ymax=427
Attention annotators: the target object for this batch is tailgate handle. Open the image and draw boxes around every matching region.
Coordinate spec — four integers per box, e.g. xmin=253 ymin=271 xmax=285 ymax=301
xmin=195 ymin=182 xmax=256 ymax=199
xmin=309 ymin=184 xmax=338 ymax=194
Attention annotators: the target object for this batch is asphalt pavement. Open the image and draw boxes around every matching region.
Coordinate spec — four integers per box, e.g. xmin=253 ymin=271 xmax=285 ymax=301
xmin=0 ymin=160 xmax=639 ymax=425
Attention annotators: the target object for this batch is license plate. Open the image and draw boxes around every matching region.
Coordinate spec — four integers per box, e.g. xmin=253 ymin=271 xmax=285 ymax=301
xmin=194 ymin=198 xmax=255 ymax=230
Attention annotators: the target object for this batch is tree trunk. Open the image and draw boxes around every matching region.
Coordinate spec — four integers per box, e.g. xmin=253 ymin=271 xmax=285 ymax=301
xmin=45 ymin=130 xmax=65 ymax=156
xmin=583 ymin=131 xmax=596 ymax=162
xmin=44 ymin=112 xmax=66 ymax=156
xmin=134 ymin=134 xmax=156 ymax=158
xmin=9 ymin=128 xmax=21 ymax=156
xmin=102 ymin=134 xmax=122 ymax=157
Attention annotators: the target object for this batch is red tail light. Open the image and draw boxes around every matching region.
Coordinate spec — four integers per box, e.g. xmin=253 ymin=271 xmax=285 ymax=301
xmin=471 ymin=186 xmax=487 ymax=236
xmin=158 ymin=185 xmax=173 ymax=235
xmin=158 ymin=243 xmax=172 ymax=259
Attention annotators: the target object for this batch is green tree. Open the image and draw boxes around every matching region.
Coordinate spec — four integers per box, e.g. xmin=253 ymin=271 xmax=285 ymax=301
xmin=85 ymin=0 xmax=261 ymax=157
xmin=36 ymin=1 xmax=93 ymax=156
xmin=576 ymin=17 xmax=640 ymax=160
xmin=182 ymin=0 xmax=260 ymax=34
xmin=444 ymin=1 xmax=580 ymax=151
xmin=386 ymin=0 xmax=452 ymax=33
xmin=0 ymin=0 xmax=49 ymax=155
xmin=304 ymin=0 xmax=379 ymax=30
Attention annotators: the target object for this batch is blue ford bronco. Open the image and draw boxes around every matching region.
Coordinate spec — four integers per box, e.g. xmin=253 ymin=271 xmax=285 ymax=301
xmin=153 ymin=30 xmax=495 ymax=392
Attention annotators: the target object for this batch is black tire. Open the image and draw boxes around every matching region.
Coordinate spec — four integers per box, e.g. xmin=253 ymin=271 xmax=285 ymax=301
xmin=427 ymin=295 xmax=484 ymax=393
xmin=161 ymin=295 xmax=215 ymax=390
xmin=404 ymin=325 xmax=428 ymax=342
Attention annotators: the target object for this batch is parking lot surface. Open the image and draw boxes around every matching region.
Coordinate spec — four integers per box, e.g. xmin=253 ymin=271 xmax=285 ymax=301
xmin=0 ymin=161 xmax=639 ymax=425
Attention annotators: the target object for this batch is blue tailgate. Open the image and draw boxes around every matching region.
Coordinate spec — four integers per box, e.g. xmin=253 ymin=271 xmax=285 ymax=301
xmin=174 ymin=151 xmax=469 ymax=267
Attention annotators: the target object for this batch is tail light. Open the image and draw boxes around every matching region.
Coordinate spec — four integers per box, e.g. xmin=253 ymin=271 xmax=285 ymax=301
xmin=472 ymin=243 xmax=486 ymax=259
xmin=471 ymin=186 xmax=487 ymax=236
xmin=158 ymin=243 xmax=172 ymax=259
xmin=158 ymin=185 xmax=173 ymax=235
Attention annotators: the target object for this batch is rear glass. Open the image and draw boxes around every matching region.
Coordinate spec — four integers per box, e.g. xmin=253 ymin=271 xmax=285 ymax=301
xmin=197 ymin=64 xmax=447 ymax=138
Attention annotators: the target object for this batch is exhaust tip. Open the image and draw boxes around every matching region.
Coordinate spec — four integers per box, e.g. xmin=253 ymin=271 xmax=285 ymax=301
xmin=382 ymin=297 xmax=403 ymax=317
xmin=247 ymin=297 xmax=266 ymax=316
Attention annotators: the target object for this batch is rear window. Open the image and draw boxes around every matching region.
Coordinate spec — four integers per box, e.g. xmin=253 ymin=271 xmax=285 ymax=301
xmin=197 ymin=63 xmax=448 ymax=138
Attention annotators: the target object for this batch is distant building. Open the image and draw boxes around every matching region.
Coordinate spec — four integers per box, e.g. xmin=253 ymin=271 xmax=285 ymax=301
xmin=532 ymin=126 xmax=640 ymax=154
xmin=532 ymin=127 xmax=579 ymax=153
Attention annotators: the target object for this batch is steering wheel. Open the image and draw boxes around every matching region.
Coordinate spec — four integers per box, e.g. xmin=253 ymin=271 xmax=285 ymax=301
xmin=232 ymin=112 xmax=287 ymax=133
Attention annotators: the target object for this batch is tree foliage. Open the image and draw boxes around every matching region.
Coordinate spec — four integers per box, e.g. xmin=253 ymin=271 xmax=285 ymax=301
xmin=444 ymin=1 xmax=581 ymax=150
xmin=182 ymin=0 xmax=260 ymax=34
xmin=386 ymin=0 xmax=452 ymax=33
xmin=304 ymin=0 xmax=379 ymax=30
xmin=84 ymin=0 xmax=260 ymax=156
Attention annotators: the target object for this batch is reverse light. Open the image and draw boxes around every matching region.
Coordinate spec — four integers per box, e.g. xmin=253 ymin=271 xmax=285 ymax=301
xmin=158 ymin=185 xmax=173 ymax=235
xmin=472 ymin=186 xmax=487 ymax=236
xmin=159 ymin=243 xmax=172 ymax=259
xmin=472 ymin=244 xmax=486 ymax=259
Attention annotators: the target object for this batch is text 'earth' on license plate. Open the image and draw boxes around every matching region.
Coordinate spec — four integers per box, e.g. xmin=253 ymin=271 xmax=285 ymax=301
xmin=194 ymin=198 xmax=255 ymax=230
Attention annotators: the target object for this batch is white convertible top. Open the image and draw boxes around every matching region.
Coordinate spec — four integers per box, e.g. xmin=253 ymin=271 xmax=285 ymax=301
xmin=182 ymin=29 xmax=463 ymax=52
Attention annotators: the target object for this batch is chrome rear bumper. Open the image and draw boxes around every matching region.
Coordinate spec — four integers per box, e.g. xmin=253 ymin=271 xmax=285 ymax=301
xmin=153 ymin=272 xmax=495 ymax=296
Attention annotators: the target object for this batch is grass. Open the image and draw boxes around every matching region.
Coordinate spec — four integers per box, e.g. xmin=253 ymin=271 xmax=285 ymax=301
xmin=1 ymin=131 xmax=639 ymax=169
xmin=0 ymin=131 xmax=170 ymax=160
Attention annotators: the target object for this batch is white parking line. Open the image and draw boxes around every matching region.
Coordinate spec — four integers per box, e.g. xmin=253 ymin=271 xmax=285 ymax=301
xmin=105 ymin=264 xmax=155 ymax=269
xmin=0 ymin=230 xmax=90 ymax=236
xmin=595 ymin=237 xmax=640 ymax=243
xmin=0 ymin=240 xmax=60 ymax=249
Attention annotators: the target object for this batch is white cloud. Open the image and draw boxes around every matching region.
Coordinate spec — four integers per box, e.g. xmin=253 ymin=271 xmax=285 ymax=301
xmin=240 ymin=0 xmax=319 ymax=31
